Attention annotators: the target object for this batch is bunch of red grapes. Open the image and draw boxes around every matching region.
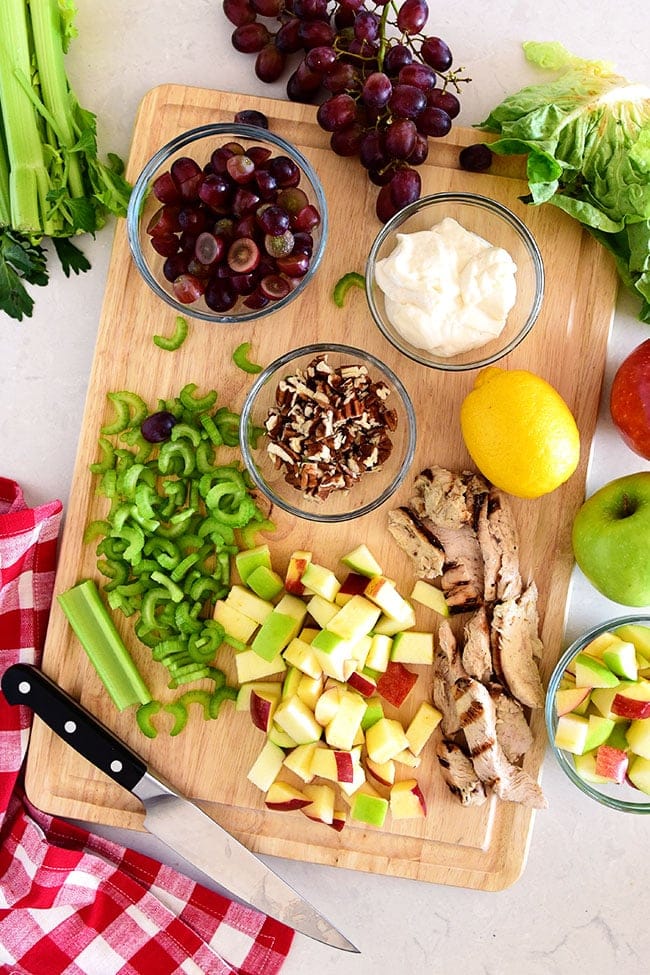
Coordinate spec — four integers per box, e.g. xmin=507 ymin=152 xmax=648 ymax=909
xmin=223 ymin=0 xmax=468 ymax=221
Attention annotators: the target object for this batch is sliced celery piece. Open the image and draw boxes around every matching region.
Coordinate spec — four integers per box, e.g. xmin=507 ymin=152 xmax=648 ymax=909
xmin=58 ymin=579 xmax=152 ymax=711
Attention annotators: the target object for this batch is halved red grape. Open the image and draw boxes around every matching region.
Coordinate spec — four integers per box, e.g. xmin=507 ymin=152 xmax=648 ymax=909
xmin=231 ymin=271 xmax=260 ymax=295
xmin=248 ymin=145 xmax=272 ymax=165
xmin=178 ymin=207 xmax=208 ymax=234
xmin=194 ymin=232 xmax=225 ymax=266
xmin=261 ymin=274 xmax=291 ymax=300
xmin=243 ymin=288 xmax=271 ymax=310
xmin=269 ymin=156 xmax=301 ymax=188
xmin=257 ymin=203 xmax=290 ymax=235
xmin=173 ymin=273 xmax=206 ymax=303
xmin=276 ymin=252 xmax=309 ymax=276
xmin=152 ymin=171 xmax=181 ymax=204
xmin=292 ymin=204 xmax=320 ymax=232
xmin=147 ymin=205 xmax=181 ymax=236
xmin=265 ymin=229 xmax=294 ymax=258
xmin=150 ymin=234 xmax=179 ymax=257
xmin=198 ymin=173 xmax=232 ymax=210
xmin=226 ymin=153 xmax=256 ymax=183
xmin=170 ymin=157 xmax=203 ymax=200
xmin=232 ymin=187 xmax=261 ymax=217
xmin=227 ymin=236 xmax=261 ymax=273
xmin=205 ymin=277 xmax=238 ymax=312
xmin=163 ymin=253 xmax=188 ymax=282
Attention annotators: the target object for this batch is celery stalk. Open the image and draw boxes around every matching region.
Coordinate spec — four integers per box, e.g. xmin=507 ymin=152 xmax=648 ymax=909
xmin=58 ymin=579 xmax=152 ymax=711
xmin=0 ymin=0 xmax=52 ymax=234
xmin=29 ymin=0 xmax=85 ymax=202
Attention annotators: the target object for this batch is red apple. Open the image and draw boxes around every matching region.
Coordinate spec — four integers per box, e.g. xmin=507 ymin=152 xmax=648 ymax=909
xmin=346 ymin=670 xmax=377 ymax=697
xmin=595 ymin=744 xmax=629 ymax=784
xmin=376 ymin=660 xmax=418 ymax=708
xmin=611 ymin=693 xmax=650 ymax=719
xmin=610 ymin=339 xmax=650 ymax=459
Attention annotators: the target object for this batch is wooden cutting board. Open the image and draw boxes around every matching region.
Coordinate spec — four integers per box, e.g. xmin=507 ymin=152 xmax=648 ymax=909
xmin=25 ymin=84 xmax=618 ymax=891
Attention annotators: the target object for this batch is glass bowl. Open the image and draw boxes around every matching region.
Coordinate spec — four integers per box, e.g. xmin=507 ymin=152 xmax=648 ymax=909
xmin=365 ymin=192 xmax=544 ymax=371
xmin=127 ymin=122 xmax=328 ymax=324
xmin=239 ymin=343 xmax=417 ymax=523
xmin=545 ymin=614 xmax=650 ymax=814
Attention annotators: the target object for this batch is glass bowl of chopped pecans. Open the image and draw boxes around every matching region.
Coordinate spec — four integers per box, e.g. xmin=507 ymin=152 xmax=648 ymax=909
xmin=239 ymin=344 xmax=417 ymax=523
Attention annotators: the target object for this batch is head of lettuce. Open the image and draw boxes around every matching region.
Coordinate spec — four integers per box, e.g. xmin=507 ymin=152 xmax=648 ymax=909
xmin=480 ymin=41 xmax=650 ymax=322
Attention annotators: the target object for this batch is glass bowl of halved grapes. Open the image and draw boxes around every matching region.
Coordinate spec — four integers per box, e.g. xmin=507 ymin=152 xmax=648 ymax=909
xmin=127 ymin=122 xmax=328 ymax=323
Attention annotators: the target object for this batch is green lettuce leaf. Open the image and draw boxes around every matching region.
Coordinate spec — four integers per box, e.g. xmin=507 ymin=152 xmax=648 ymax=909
xmin=479 ymin=41 xmax=650 ymax=321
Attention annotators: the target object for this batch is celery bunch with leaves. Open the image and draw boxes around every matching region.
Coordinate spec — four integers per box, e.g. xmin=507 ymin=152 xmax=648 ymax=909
xmin=0 ymin=0 xmax=131 ymax=321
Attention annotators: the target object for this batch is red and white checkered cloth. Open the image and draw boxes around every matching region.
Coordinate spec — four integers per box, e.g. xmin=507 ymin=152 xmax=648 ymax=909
xmin=0 ymin=476 xmax=294 ymax=975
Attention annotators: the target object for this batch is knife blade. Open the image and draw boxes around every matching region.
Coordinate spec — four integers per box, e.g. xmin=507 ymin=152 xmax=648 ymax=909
xmin=1 ymin=663 xmax=359 ymax=953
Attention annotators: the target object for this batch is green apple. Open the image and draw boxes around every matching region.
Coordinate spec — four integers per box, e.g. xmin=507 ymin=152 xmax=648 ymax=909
xmin=571 ymin=472 xmax=650 ymax=605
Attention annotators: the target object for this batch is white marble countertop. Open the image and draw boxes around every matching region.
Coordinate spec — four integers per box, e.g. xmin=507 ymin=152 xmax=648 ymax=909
xmin=2 ymin=2 xmax=649 ymax=972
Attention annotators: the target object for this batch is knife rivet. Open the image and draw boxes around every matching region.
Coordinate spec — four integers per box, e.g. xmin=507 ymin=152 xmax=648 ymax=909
xmin=18 ymin=681 xmax=31 ymax=694
xmin=64 ymin=720 xmax=76 ymax=734
xmin=110 ymin=760 xmax=123 ymax=773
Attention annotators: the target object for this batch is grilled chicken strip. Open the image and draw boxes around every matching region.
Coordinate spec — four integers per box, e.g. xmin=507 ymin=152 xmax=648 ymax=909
xmin=476 ymin=487 xmax=522 ymax=602
xmin=454 ymin=677 xmax=547 ymax=809
xmin=462 ymin=604 xmax=493 ymax=682
xmin=489 ymin=682 xmax=534 ymax=764
xmin=415 ymin=467 xmax=488 ymax=530
xmin=492 ymin=582 xmax=545 ymax=709
xmin=432 ymin=620 xmax=466 ymax=737
xmin=436 ymin=740 xmax=487 ymax=806
xmin=387 ymin=506 xmax=445 ymax=580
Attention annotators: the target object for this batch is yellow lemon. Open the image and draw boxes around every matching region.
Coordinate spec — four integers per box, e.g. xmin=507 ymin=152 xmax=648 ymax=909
xmin=460 ymin=366 xmax=581 ymax=498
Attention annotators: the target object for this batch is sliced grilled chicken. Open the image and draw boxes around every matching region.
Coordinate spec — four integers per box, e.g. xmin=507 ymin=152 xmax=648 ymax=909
xmin=489 ymin=682 xmax=534 ymax=764
xmin=477 ymin=487 xmax=522 ymax=602
xmin=387 ymin=506 xmax=445 ymax=580
xmin=414 ymin=467 xmax=488 ymax=530
xmin=436 ymin=740 xmax=487 ymax=806
xmin=492 ymin=582 xmax=545 ymax=709
xmin=432 ymin=620 xmax=466 ymax=736
xmin=454 ymin=677 xmax=547 ymax=809
xmin=462 ymin=604 xmax=493 ymax=682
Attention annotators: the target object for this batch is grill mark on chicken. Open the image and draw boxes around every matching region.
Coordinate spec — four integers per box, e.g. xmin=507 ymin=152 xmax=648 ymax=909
xmin=436 ymin=740 xmax=487 ymax=806
xmin=454 ymin=677 xmax=547 ymax=809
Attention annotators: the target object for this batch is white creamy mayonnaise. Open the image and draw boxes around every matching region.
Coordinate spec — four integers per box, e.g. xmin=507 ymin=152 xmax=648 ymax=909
xmin=374 ymin=216 xmax=518 ymax=357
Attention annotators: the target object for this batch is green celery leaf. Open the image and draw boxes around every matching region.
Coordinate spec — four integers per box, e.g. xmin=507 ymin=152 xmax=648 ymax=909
xmin=52 ymin=236 xmax=91 ymax=277
xmin=0 ymin=229 xmax=49 ymax=321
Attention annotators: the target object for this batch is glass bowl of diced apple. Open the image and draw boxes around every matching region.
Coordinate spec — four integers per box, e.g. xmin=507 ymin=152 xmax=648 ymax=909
xmin=545 ymin=615 xmax=650 ymax=813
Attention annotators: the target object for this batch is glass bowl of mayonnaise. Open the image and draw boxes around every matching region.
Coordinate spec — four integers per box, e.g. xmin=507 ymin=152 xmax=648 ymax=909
xmin=365 ymin=192 xmax=544 ymax=371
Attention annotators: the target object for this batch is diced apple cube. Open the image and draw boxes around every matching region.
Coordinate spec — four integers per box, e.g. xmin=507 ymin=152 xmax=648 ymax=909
xmin=335 ymin=572 xmax=370 ymax=606
xmin=393 ymin=748 xmax=421 ymax=768
xmin=226 ymin=585 xmax=275 ymax=624
xmin=267 ymin=723 xmax=298 ymax=749
xmin=235 ymin=648 xmax=286 ymax=684
xmin=236 ymin=680 xmax=281 ymax=713
xmin=249 ymin=685 xmax=282 ymax=732
xmin=325 ymin=689 xmax=367 ymax=750
xmin=365 ymin=717 xmax=410 ymax=764
xmin=409 ymin=579 xmax=449 ymax=617
xmin=235 ymin=543 xmax=273 ymax=583
xmin=361 ymin=698 xmax=384 ymax=731
xmin=274 ymin=695 xmax=322 ymax=744
xmin=301 ymin=562 xmax=341 ymax=602
xmin=372 ymin=605 xmax=416 ymax=636
xmin=213 ymin=600 xmax=259 ymax=643
xmin=264 ymin=781 xmax=311 ymax=811
xmin=346 ymin=669 xmax=377 ymax=697
xmin=364 ymin=576 xmax=413 ymax=621
xmin=341 ymin=543 xmax=383 ymax=578
xmin=582 ymin=714 xmax=616 ymax=753
xmin=365 ymin=634 xmax=393 ymax=672
xmin=376 ymin=660 xmax=418 ymax=708
xmin=247 ymin=740 xmax=285 ymax=792
xmin=574 ymin=652 xmax=620 ymax=689
xmin=283 ymin=637 xmax=322 ymax=679
xmin=405 ymin=701 xmax=442 ymax=755
xmin=594 ymin=744 xmax=628 ymax=783
xmin=554 ymin=712 xmax=589 ymax=754
xmin=625 ymin=717 xmax=650 ymax=759
xmin=573 ymin=750 xmax=612 ymax=785
xmin=555 ymin=686 xmax=591 ymax=717
xmin=365 ymin=755 xmax=396 ymax=787
xmin=314 ymin=685 xmax=342 ymax=726
xmin=252 ymin=611 xmax=300 ymax=661
xmin=283 ymin=741 xmax=320 ymax=782
xmin=327 ymin=595 xmax=382 ymax=643
xmin=329 ymin=808 xmax=347 ymax=831
xmin=390 ymin=630 xmax=434 ymax=665
xmin=246 ymin=565 xmax=285 ymax=601
xmin=389 ymin=779 xmax=427 ymax=819
xmin=350 ymin=785 xmax=388 ymax=827
xmin=296 ymin=673 xmax=324 ymax=711
xmin=284 ymin=550 xmax=312 ymax=595
xmin=338 ymin=761 xmax=367 ymax=797
xmin=306 ymin=594 xmax=339 ymax=630
xmin=281 ymin=666 xmax=302 ymax=700
xmin=310 ymin=747 xmax=358 ymax=784
xmin=628 ymin=754 xmax=650 ymax=794
xmin=301 ymin=783 xmax=336 ymax=824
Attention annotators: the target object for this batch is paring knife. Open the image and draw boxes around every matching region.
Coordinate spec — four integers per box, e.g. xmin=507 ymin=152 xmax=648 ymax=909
xmin=1 ymin=663 xmax=359 ymax=954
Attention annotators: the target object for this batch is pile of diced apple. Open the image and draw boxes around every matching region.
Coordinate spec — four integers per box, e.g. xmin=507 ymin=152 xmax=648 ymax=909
xmin=553 ymin=622 xmax=650 ymax=796
xmin=214 ymin=542 xmax=445 ymax=830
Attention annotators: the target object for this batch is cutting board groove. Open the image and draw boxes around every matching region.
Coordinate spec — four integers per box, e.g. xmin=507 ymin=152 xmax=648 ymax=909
xmin=26 ymin=85 xmax=618 ymax=891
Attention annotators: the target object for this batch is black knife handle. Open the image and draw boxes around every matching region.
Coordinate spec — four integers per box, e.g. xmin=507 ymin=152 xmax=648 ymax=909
xmin=1 ymin=663 xmax=147 ymax=793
